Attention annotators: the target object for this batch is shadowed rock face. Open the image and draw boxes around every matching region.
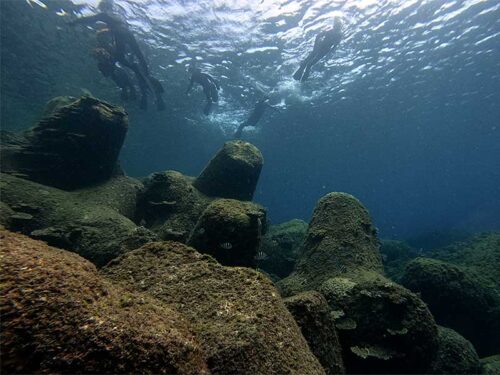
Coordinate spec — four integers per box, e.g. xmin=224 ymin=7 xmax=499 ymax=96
xmin=284 ymin=291 xmax=345 ymax=375
xmin=0 ymin=173 xmax=155 ymax=267
xmin=0 ymin=229 xmax=209 ymax=375
xmin=429 ymin=326 xmax=480 ymax=374
xmin=193 ymin=140 xmax=263 ymax=201
xmin=278 ymin=192 xmax=438 ymax=374
xmin=401 ymin=257 xmax=500 ymax=357
xmin=103 ymin=241 xmax=325 ymax=375
xmin=188 ymin=198 xmax=266 ymax=267
xmin=1 ymin=96 xmax=127 ymax=190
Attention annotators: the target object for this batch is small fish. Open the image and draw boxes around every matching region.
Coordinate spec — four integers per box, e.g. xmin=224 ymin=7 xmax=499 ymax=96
xmin=219 ymin=242 xmax=233 ymax=250
xmin=254 ymin=251 xmax=268 ymax=261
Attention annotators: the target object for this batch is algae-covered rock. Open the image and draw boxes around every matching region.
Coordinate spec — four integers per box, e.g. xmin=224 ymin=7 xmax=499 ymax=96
xmin=284 ymin=291 xmax=345 ymax=374
xmin=0 ymin=201 xmax=15 ymax=227
xmin=278 ymin=192 xmax=438 ymax=373
xmin=188 ymin=198 xmax=266 ymax=267
xmin=103 ymin=241 xmax=325 ymax=375
xmin=259 ymin=219 xmax=308 ymax=279
xmin=0 ymin=173 xmax=156 ymax=266
xmin=429 ymin=326 xmax=481 ymax=374
xmin=279 ymin=192 xmax=384 ymax=295
xmin=1 ymin=96 xmax=127 ymax=190
xmin=42 ymin=95 xmax=78 ymax=116
xmin=136 ymin=170 xmax=211 ymax=241
xmin=401 ymin=257 xmax=500 ymax=356
xmin=429 ymin=232 xmax=500 ymax=293
xmin=481 ymin=355 xmax=500 ymax=375
xmin=0 ymin=229 xmax=209 ymax=374
xmin=193 ymin=140 xmax=263 ymax=201
xmin=318 ymin=271 xmax=438 ymax=374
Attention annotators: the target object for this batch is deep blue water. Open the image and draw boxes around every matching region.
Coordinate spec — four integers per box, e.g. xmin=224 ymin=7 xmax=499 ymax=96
xmin=1 ymin=0 xmax=499 ymax=239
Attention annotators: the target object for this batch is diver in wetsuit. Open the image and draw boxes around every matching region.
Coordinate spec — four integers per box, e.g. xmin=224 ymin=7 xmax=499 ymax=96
xmin=185 ymin=65 xmax=220 ymax=115
xmin=234 ymin=97 xmax=277 ymax=138
xmin=70 ymin=0 xmax=165 ymax=110
xmin=293 ymin=17 xmax=343 ymax=82
xmin=92 ymin=28 xmax=137 ymax=101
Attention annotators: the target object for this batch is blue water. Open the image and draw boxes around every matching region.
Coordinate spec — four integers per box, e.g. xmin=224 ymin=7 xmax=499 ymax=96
xmin=1 ymin=0 xmax=500 ymax=239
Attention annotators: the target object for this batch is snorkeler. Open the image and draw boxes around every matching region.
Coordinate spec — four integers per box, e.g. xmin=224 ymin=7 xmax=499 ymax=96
xmin=185 ymin=65 xmax=220 ymax=115
xmin=234 ymin=97 xmax=278 ymax=138
xmin=293 ymin=17 xmax=343 ymax=82
xmin=70 ymin=0 xmax=165 ymax=110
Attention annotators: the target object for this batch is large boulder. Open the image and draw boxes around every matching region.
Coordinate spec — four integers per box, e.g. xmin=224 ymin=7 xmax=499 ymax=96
xmin=187 ymin=199 xmax=266 ymax=267
xmin=136 ymin=171 xmax=211 ymax=242
xmin=193 ymin=140 xmax=263 ymax=201
xmin=429 ymin=326 xmax=480 ymax=374
xmin=103 ymin=241 xmax=325 ymax=375
xmin=0 ymin=96 xmax=127 ymax=190
xmin=0 ymin=173 xmax=156 ymax=266
xmin=278 ymin=193 xmax=438 ymax=373
xmin=284 ymin=291 xmax=345 ymax=374
xmin=279 ymin=192 xmax=384 ymax=296
xmin=401 ymin=257 xmax=500 ymax=356
xmin=259 ymin=219 xmax=308 ymax=279
xmin=0 ymin=229 xmax=209 ymax=374
xmin=318 ymin=271 xmax=438 ymax=374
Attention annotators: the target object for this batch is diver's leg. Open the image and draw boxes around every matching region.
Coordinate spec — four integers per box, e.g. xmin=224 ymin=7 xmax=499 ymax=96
xmin=210 ymin=83 xmax=219 ymax=102
xmin=234 ymin=122 xmax=247 ymax=139
xmin=301 ymin=52 xmax=326 ymax=82
xmin=293 ymin=54 xmax=313 ymax=81
xmin=203 ymin=100 xmax=212 ymax=115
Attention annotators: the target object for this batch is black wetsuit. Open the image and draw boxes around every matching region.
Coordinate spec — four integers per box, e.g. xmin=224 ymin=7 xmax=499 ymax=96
xmin=293 ymin=28 xmax=342 ymax=82
xmin=234 ymin=99 xmax=274 ymax=138
xmin=186 ymin=70 xmax=220 ymax=115
xmin=72 ymin=13 xmax=165 ymax=110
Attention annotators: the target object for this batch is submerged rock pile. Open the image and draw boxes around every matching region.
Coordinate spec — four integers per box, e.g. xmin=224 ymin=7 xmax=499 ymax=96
xmin=1 ymin=95 xmax=496 ymax=374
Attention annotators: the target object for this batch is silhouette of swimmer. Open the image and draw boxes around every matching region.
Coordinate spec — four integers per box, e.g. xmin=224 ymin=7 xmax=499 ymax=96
xmin=293 ymin=17 xmax=343 ymax=82
xmin=234 ymin=97 xmax=278 ymax=138
xmin=185 ymin=65 xmax=220 ymax=115
xmin=70 ymin=0 xmax=165 ymax=110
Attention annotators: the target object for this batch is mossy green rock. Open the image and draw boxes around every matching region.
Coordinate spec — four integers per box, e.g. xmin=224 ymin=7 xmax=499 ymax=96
xmin=0 ymin=173 xmax=156 ymax=266
xmin=103 ymin=241 xmax=325 ymax=375
xmin=136 ymin=170 xmax=211 ymax=242
xmin=430 ymin=326 xmax=480 ymax=374
xmin=279 ymin=192 xmax=383 ymax=295
xmin=380 ymin=240 xmax=420 ymax=282
xmin=284 ymin=291 xmax=345 ymax=374
xmin=481 ymin=354 xmax=500 ymax=375
xmin=193 ymin=140 xmax=263 ymax=201
xmin=1 ymin=96 xmax=128 ymax=190
xmin=318 ymin=271 xmax=438 ymax=374
xmin=188 ymin=198 xmax=266 ymax=267
xmin=278 ymin=193 xmax=438 ymax=373
xmin=401 ymin=257 xmax=500 ymax=356
xmin=259 ymin=219 xmax=308 ymax=279
xmin=0 ymin=229 xmax=209 ymax=374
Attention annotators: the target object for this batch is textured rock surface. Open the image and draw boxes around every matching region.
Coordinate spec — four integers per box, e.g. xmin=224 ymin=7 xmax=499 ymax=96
xmin=0 ymin=173 xmax=156 ymax=266
xmin=278 ymin=192 xmax=438 ymax=373
xmin=318 ymin=271 xmax=438 ymax=374
xmin=188 ymin=198 xmax=266 ymax=267
xmin=401 ymin=257 xmax=500 ymax=356
xmin=136 ymin=170 xmax=211 ymax=242
xmin=103 ymin=241 xmax=325 ymax=375
xmin=259 ymin=219 xmax=308 ymax=279
xmin=0 ymin=96 xmax=127 ymax=190
xmin=0 ymin=229 xmax=209 ymax=374
xmin=481 ymin=355 xmax=500 ymax=375
xmin=284 ymin=291 xmax=345 ymax=374
xmin=193 ymin=140 xmax=263 ymax=201
xmin=429 ymin=326 xmax=480 ymax=374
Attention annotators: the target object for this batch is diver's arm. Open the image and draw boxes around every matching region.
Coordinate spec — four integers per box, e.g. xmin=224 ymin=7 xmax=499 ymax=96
xmin=185 ymin=76 xmax=194 ymax=94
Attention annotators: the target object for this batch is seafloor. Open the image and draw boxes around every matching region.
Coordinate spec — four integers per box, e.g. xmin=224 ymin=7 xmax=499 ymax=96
xmin=1 ymin=96 xmax=499 ymax=374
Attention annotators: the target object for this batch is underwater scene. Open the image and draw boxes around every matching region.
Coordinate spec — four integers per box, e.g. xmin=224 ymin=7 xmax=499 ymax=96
xmin=1 ymin=0 xmax=499 ymax=373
